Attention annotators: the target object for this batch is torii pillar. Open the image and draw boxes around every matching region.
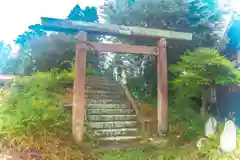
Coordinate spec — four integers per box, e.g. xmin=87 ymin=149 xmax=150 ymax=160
xmin=157 ymin=38 xmax=168 ymax=134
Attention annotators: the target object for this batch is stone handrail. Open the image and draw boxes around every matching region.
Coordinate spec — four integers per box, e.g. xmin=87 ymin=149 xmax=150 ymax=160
xmin=113 ymin=67 xmax=141 ymax=120
xmin=121 ymin=78 xmax=154 ymax=137
xmin=114 ymin=67 xmax=153 ymax=137
xmin=121 ymin=83 xmax=142 ymax=121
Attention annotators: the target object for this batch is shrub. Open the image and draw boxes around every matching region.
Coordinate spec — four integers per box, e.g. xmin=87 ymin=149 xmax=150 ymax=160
xmin=0 ymin=65 xmax=100 ymax=159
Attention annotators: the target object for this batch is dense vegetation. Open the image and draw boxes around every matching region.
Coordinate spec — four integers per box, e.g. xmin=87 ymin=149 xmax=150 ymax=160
xmin=0 ymin=48 xmax=238 ymax=159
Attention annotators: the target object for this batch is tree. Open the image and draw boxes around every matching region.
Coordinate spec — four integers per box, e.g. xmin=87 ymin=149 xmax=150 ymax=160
xmin=15 ymin=24 xmax=46 ymax=47
xmin=68 ymin=5 xmax=99 ymax=23
xmin=170 ymin=48 xmax=240 ymax=86
xmin=103 ymin=0 xmax=226 ymax=42
xmin=101 ymin=0 xmax=229 ymax=100
xmin=169 ymin=47 xmax=240 ymax=111
xmin=25 ymin=33 xmax=76 ymax=72
xmin=0 ymin=41 xmax=22 ymax=74
xmin=67 ymin=5 xmax=102 ymax=72
xmin=223 ymin=15 xmax=240 ymax=58
xmin=186 ymin=0 xmax=228 ymax=47
xmin=0 ymin=41 xmax=12 ymax=73
xmin=14 ymin=4 xmax=101 ymax=75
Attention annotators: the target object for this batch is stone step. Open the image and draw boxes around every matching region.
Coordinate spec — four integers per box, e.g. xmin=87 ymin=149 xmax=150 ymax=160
xmin=63 ymin=102 xmax=72 ymax=108
xmin=92 ymin=128 xmax=138 ymax=137
xmin=87 ymin=108 xmax=135 ymax=115
xmin=85 ymin=89 xmax=124 ymax=95
xmin=63 ymin=103 xmax=132 ymax=109
xmin=64 ymin=85 xmax=122 ymax=92
xmin=86 ymin=87 xmax=121 ymax=92
xmin=86 ymin=79 xmax=119 ymax=85
xmin=87 ymin=115 xmax=137 ymax=121
xmin=86 ymin=76 xmax=117 ymax=84
xmin=86 ymin=99 xmax=126 ymax=104
xmin=99 ymin=136 xmax=141 ymax=141
xmin=87 ymin=104 xmax=131 ymax=109
xmin=86 ymin=76 xmax=111 ymax=81
xmin=86 ymin=85 xmax=121 ymax=91
xmin=86 ymin=83 xmax=120 ymax=88
xmin=88 ymin=121 xmax=137 ymax=129
xmin=85 ymin=94 xmax=124 ymax=100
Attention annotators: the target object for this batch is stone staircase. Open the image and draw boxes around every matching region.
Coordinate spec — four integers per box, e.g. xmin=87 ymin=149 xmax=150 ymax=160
xmin=85 ymin=76 xmax=140 ymax=142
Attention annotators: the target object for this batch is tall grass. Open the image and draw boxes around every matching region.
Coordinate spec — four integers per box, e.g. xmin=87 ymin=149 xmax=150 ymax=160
xmin=0 ymin=67 xmax=98 ymax=159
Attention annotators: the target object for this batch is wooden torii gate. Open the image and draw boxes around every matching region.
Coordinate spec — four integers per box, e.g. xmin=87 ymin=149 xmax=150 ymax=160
xmin=38 ymin=17 xmax=192 ymax=143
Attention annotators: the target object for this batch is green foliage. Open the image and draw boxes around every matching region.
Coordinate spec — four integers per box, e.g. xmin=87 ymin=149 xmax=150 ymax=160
xmin=186 ymin=0 xmax=227 ymax=46
xmin=0 ymin=41 xmax=14 ymax=74
xmin=11 ymin=4 xmax=101 ymax=76
xmin=15 ymin=24 xmax=46 ymax=47
xmin=0 ymin=63 xmax=100 ymax=158
xmin=127 ymin=76 xmax=146 ymax=99
xmin=101 ymin=147 xmax=158 ymax=160
xmin=168 ymin=105 xmax=205 ymax=140
xmin=101 ymin=0 xmax=229 ymax=102
xmin=0 ymin=72 xmax=71 ymax=133
xmin=0 ymin=41 xmax=28 ymax=75
xmin=87 ymin=64 xmax=102 ymax=76
xmin=60 ymin=59 xmax=102 ymax=77
xmin=102 ymin=0 xmax=227 ymax=46
xmin=23 ymin=34 xmax=76 ymax=73
xmin=170 ymin=48 xmax=240 ymax=86
xmin=169 ymin=47 xmax=240 ymax=108
xmin=225 ymin=15 xmax=240 ymax=57
xmin=68 ymin=5 xmax=99 ymax=23
xmin=0 ymin=72 xmax=73 ymax=157
xmin=187 ymin=0 xmax=222 ymax=26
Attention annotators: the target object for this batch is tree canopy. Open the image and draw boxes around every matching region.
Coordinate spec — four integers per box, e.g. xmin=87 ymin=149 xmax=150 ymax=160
xmin=0 ymin=41 xmax=14 ymax=74
xmin=68 ymin=5 xmax=99 ymax=22
xmin=10 ymin=4 xmax=100 ymax=75
xmin=102 ymin=0 xmax=227 ymax=47
xmin=15 ymin=24 xmax=46 ymax=47
xmin=100 ymin=0 xmax=230 ymax=100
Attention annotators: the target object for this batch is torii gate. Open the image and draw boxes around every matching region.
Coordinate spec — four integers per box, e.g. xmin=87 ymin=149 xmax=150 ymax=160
xmin=37 ymin=17 xmax=192 ymax=143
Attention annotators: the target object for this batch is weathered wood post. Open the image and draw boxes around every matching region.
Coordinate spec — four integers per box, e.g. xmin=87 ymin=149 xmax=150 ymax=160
xmin=72 ymin=31 xmax=87 ymax=143
xmin=156 ymin=38 xmax=168 ymax=135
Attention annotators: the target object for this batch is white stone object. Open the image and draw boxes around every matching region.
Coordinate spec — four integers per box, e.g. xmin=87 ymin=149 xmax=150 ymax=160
xmin=113 ymin=67 xmax=119 ymax=81
xmin=205 ymin=116 xmax=217 ymax=137
xmin=121 ymin=79 xmax=127 ymax=85
xmin=121 ymin=70 xmax=127 ymax=84
xmin=220 ymin=120 xmax=237 ymax=153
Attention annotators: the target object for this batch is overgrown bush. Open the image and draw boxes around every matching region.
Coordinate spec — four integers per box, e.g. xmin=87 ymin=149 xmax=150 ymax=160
xmin=0 ymin=65 xmax=100 ymax=159
xmin=100 ymin=48 xmax=240 ymax=159
xmin=169 ymin=47 xmax=240 ymax=110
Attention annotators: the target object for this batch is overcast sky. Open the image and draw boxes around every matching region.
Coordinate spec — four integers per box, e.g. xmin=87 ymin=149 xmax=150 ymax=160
xmin=0 ymin=0 xmax=104 ymax=49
